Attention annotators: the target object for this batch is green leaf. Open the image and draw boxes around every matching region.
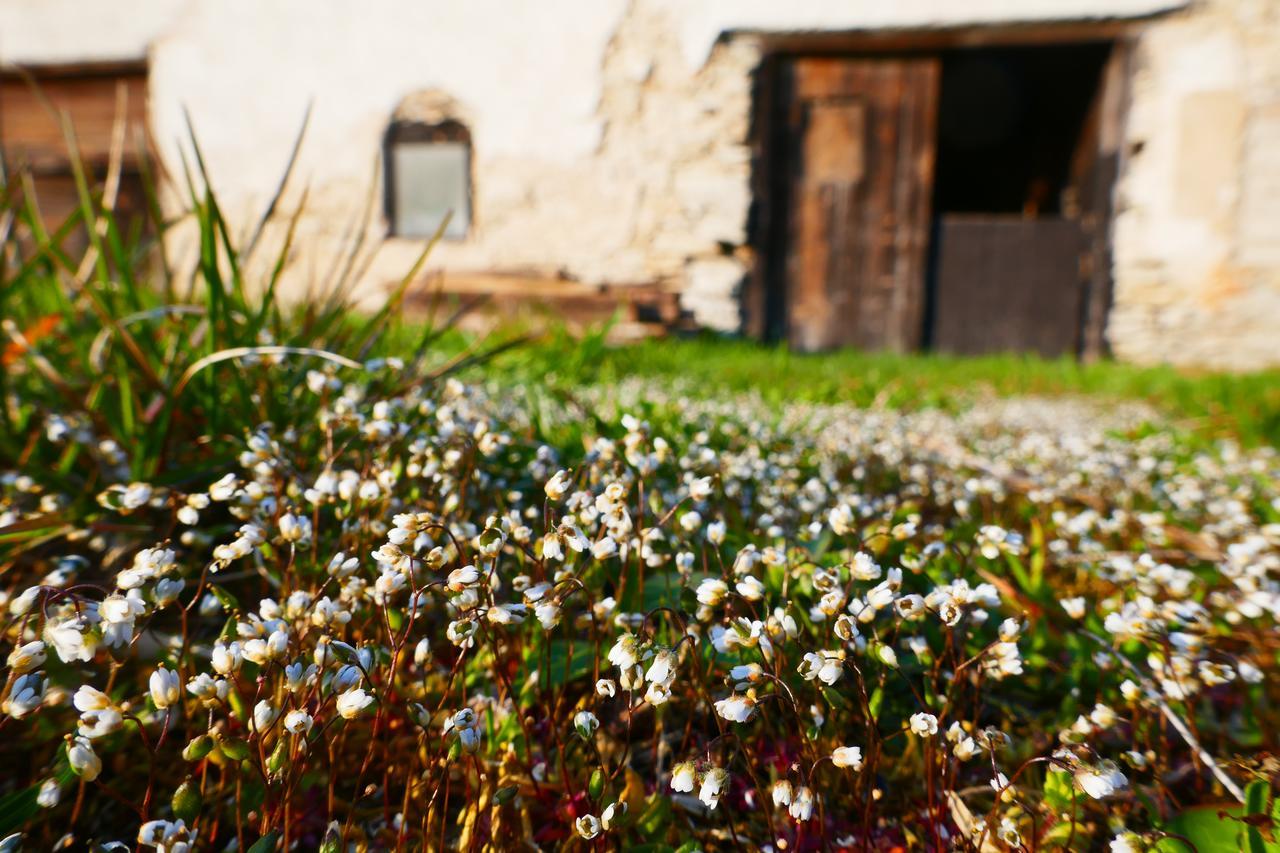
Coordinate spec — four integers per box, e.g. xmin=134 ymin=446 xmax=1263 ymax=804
xmin=820 ymin=685 xmax=847 ymax=710
xmin=1039 ymin=821 xmax=1079 ymax=848
xmin=209 ymin=584 xmax=240 ymax=612
xmin=642 ymin=571 xmax=699 ymax=614
xmin=1043 ymin=769 xmax=1081 ymax=813
xmin=523 ymin=640 xmax=593 ymax=696
xmin=0 ymin=524 xmax=69 ymax=545
xmin=868 ymin=686 xmax=884 ymax=720
xmin=636 ymin=792 xmax=673 ymax=838
xmin=0 ymin=784 xmax=40 ymax=838
xmin=1246 ymin=780 xmax=1268 ymax=816
xmin=227 ymin=683 xmax=248 ymax=723
xmin=1029 ymin=519 xmax=1046 ymax=591
xmin=1157 ymin=804 xmax=1280 ymax=853
xmin=1004 ymin=552 xmax=1034 ymax=596
xmin=1246 ymin=781 xmax=1272 ymax=853
xmin=248 ymin=829 xmax=281 ymax=853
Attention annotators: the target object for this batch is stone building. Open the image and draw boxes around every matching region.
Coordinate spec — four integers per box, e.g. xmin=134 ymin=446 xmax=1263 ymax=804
xmin=2 ymin=0 xmax=1278 ymax=368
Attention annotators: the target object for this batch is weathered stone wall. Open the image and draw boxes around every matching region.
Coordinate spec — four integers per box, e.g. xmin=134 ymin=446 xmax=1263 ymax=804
xmin=1110 ymin=0 xmax=1280 ymax=368
xmin=374 ymin=0 xmax=762 ymax=331
xmin=4 ymin=0 xmax=1278 ymax=366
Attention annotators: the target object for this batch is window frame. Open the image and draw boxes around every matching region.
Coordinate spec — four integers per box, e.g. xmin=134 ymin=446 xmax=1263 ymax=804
xmin=383 ymin=118 xmax=473 ymax=240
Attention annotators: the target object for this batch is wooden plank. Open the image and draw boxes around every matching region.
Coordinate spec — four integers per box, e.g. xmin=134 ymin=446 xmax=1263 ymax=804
xmin=758 ymin=19 xmax=1143 ymax=55
xmin=2 ymin=67 xmax=154 ymax=250
xmin=12 ymin=170 xmax=149 ymax=257
xmin=781 ymin=56 xmax=938 ymax=352
xmin=787 ymin=61 xmax=866 ymax=350
xmin=931 ymin=215 xmax=1085 ymax=357
xmin=805 ymin=100 xmax=865 ymax=181
xmin=403 ymin=272 xmax=684 ymax=331
xmin=896 ymin=60 xmax=940 ymax=352
xmin=0 ymin=71 xmax=148 ymax=170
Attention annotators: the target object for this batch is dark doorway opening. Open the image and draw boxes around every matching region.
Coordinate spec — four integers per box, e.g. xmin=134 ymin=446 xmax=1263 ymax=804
xmin=926 ymin=42 xmax=1115 ymax=357
xmin=933 ymin=44 xmax=1112 ymax=216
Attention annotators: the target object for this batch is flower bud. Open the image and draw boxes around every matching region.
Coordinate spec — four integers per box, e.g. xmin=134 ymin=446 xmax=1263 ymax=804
xmin=219 ymin=735 xmax=252 ymax=761
xmin=589 ymin=768 xmax=605 ymax=800
xmin=267 ymin=739 xmax=290 ymax=777
xmin=574 ymin=710 xmax=600 ymax=739
xmin=183 ymin=734 xmax=214 ymax=761
xmin=171 ymin=778 xmax=201 ymax=823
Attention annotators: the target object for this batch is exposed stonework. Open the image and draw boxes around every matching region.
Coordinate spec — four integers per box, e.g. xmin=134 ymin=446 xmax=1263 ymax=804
xmin=587 ymin=1 xmax=757 ymax=328
xmin=1110 ymin=0 xmax=1280 ymax=368
xmin=392 ymin=90 xmax=473 ymax=128
xmin=684 ymin=257 xmax=748 ymax=332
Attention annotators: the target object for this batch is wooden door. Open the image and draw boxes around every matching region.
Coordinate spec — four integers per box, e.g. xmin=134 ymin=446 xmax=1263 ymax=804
xmin=0 ymin=66 xmax=150 ymax=253
xmin=779 ymin=57 xmax=939 ymax=352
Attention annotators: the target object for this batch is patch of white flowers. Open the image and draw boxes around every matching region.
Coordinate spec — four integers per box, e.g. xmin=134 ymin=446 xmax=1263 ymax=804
xmin=0 ymin=373 xmax=1276 ymax=849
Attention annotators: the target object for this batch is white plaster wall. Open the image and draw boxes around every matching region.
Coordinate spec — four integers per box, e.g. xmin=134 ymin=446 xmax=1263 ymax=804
xmin=0 ymin=0 xmax=184 ymax=65
xmin=147 ymin=0 xmax=634 ymax=311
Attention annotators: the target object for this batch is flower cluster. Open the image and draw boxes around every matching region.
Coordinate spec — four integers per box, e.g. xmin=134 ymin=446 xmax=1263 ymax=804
xmin=1 ymin=370 xmax=1277 ymax=850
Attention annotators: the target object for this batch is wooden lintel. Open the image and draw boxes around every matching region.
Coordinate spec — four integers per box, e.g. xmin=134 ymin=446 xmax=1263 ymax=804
xmin=0 ymin=59 xmax=149 ymax=82
xmin=748 ymin=18 xmax=1152 ymax=57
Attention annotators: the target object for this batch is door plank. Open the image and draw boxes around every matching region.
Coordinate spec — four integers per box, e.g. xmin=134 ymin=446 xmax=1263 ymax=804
xmin=931 ymin=215 xmax=1085 ymax=357
xmin=0 ymin=72 xmax=148 ymax=170
xmin=783 ymin=57 xmax=938 ymax=352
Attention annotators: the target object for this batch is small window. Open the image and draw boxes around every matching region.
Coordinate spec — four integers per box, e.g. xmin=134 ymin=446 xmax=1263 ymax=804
xmin=385 ymin=119 xmax=470 ymax=239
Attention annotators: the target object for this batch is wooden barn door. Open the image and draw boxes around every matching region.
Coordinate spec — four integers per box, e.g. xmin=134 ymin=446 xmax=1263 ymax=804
xmin=778 ymin=57 xmax=939 ymax=352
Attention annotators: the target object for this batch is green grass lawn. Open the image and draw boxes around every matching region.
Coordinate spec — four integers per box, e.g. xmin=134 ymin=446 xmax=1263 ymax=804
xmin=434 ymin=327 xmax=1280 ymax=447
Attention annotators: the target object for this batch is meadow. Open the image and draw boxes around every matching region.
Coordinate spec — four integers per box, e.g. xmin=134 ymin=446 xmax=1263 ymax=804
xmin=1 ymin=138 xmax=1279 ymax=852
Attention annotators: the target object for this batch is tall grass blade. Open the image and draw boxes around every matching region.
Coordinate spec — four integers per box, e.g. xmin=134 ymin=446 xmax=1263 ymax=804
xmin=241 ymin=101 xmax=312 ymax=263
xmin=172 ymin=345 xmax=364 ymax=399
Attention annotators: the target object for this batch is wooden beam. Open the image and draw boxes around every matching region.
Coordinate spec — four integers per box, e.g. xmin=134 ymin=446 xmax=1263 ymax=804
xmin=0 ymin=60 xmax=148 ymax=81
xmin=748 ymin=18 xmax=1149 ymax=56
